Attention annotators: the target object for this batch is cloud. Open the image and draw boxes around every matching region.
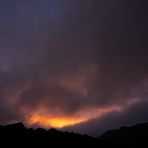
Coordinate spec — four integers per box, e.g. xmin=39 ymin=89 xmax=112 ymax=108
xmin=0 ymin=0 xmax=148 ymax=133
xmin=63 ymin=100 xmax=148 ymax=137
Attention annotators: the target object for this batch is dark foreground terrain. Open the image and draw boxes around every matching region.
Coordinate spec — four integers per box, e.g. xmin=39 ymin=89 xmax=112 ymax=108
xmin=0 ymin=122 xmax=148 ymax=147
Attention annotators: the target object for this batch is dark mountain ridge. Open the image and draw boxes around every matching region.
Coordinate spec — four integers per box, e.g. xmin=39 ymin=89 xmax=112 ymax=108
xmin=0 ymin=122 xmax=148 ymax=147
xmin=98 ymin=122 xmax=148 ymax=148
xmin=0 ymin=122 xmax=96 ymax=147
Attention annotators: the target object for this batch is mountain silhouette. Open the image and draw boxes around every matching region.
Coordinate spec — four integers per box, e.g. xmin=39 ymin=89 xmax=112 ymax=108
xmin=0 ymin=122 xmax=148 ymax=147
xmin=98 ymin=122 xmax=148 ymax=148
xmin=0 ymin=122 xmax=96 ymax=147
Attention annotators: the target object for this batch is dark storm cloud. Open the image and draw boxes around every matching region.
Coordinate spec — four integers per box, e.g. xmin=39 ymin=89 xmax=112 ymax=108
xmin=0 ymin=0 xmax=148 ymax=134
xmin=63 ymin=100 xmax=148 ymax=136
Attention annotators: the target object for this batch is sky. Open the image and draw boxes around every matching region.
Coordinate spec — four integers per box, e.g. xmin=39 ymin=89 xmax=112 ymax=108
xmin=0 ymin=0 xmax=148 ymax=136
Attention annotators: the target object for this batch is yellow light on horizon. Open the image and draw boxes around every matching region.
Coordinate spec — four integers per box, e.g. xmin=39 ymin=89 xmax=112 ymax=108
xmin=25 ymin=105 xmax=122 ymax=129
xmin=27 ymin=114 xmax=87 ymax=128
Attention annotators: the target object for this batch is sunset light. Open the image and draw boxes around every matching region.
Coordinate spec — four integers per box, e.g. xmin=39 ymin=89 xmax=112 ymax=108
xmin=25 ymin=106 xmax=122 ymax=129
xmin=27 ymin=114 xmax=87 ymax=128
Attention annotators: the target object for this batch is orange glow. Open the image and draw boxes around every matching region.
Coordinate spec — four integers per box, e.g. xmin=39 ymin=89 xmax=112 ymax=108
xmin=24 ymin=105 xmax=122 ymax=129
xmin=27 ymin=114 xmax=87 ymax=128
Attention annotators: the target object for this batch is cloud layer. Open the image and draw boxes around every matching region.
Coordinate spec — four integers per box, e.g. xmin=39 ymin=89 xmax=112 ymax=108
xmin=0 ymin=0 xmax=148 ymax=134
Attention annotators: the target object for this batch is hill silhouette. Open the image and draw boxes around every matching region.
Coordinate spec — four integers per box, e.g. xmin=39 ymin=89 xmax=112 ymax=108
xmin=0 ymin=122 xmax=96 ymax=147
xmin=0 ymin=122 xmax=148 ymax=147
xmin=98 ymin=122 xmax=148 ymax=148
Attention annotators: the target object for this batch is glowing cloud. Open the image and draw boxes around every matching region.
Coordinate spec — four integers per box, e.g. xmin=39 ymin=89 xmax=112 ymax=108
xmin=24 ymin=105 xmax=121 ymax=128
xmin=27 ymin=114 xmax=86 ymax=128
